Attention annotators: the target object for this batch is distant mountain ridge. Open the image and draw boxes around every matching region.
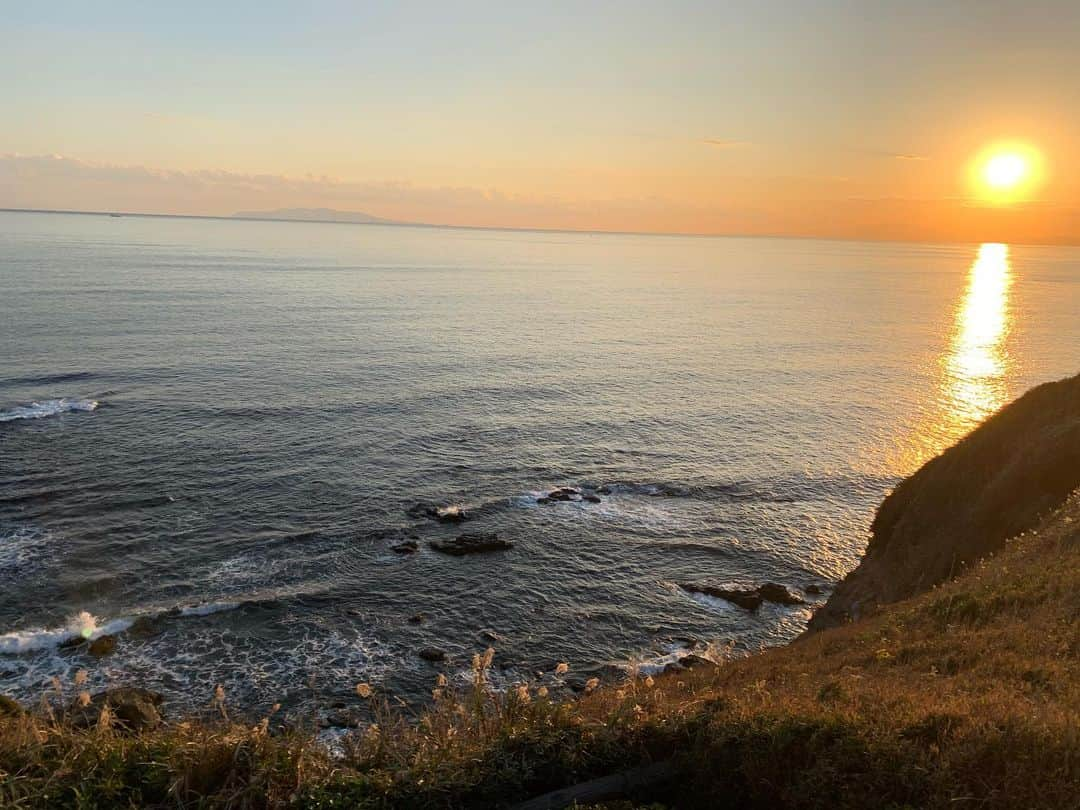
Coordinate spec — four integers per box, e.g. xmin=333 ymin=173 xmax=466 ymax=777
xmin=231 ymin=207 xmax=406 ymax=225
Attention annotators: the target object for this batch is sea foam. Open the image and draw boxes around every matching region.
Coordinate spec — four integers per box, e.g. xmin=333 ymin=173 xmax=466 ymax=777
xmin=0 ymin=398 xmax=99 ymax=423
xmin=0 ymin=611 xmax=133 ymax=655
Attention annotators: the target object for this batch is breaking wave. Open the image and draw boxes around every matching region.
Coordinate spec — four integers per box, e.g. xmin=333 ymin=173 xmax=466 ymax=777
xmin=0 ymin=398 xmax=99 ymax=423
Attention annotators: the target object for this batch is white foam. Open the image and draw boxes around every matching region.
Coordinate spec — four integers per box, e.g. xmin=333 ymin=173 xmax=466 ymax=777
xmin=0 ymin=611 xmax=133 ymax=655
xmin=179 ymin=601 xmax=240 ymax=617
xmin=0 ymin=526 xmax=50 ymax=574
xmin=0 ymin=398 xmax=99 ymax=423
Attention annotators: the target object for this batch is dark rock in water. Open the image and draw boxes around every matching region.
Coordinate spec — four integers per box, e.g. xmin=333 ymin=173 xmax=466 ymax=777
xmin=88 ymin=634 xmax=117 ymax=657
xmin=408 ymin=612 xmax=427 ymax=624
xmin=681 ymin=583 xmax=763 ymax=611
xmin=478 ymin=628 xmax=505 ymax=643
xmin=597 ymin=485 xmax=614 ymax=495
xmin=69 ymin=687 xmax=164 ymax=732
xmin=682 ymin=581 xmax=805 ymax=610
xmin=435 ymin=505 xmax=467 ymax=523
xmin=59 ymin=635 xmax=88 ymax=651
xmin=582 ymin=493 xmax=603 ymax=503
xmin=391 ymin=539 xmax=419 ymax=554
xmin=0 ymin=695 xmax=24 ymax=716
xmin=407 ymin=503 xmax=467 ymax=522
xmin=406 ymin=503 xmax=439 ymax=520
xmin=804 ymin=583 xmax=824 ymax=595
xmin=546 ymin=487 xmax=581 ymax=502
xmin=759 ymin=582 xmax=805 ymax=605
xmin=430 ymin=532 xmax=513 ymax=556
xmin=536 ymin=496 xmax=552 ymax=504
xmin=127 ymin=615 xmax=163 ymax=639
xmin=418 ymin=647 xmax=447 ymax=663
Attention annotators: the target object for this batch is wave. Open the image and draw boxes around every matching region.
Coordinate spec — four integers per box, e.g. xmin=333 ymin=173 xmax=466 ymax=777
xmin=0 ymin=611 xmax=133 ymax=655
xmin=0 ymin=371 xmax=97 ymax=387
xmin=179 ymin=601 xmax=240 ymax=617
xmin=0 ymin=599 xmax=245 ymax=656
xmin=0 ymin=398 xmax=98 ymax=423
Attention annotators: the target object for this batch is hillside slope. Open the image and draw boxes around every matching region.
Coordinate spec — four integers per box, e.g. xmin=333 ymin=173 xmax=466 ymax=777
xmin=808 ymin=372 xmax=1080 ymax=632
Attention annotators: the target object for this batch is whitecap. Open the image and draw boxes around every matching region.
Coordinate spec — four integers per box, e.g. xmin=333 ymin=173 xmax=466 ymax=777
xmin=0 ymin=611 xmax=133 ymax=655
xmin=179 ymin=601 xmax=240 ymax=617
xmin=0 ymin=398 xmax=99 ymax=423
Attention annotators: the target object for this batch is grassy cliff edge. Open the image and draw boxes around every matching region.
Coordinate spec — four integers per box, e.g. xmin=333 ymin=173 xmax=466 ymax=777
xmin=1 ymin=376 xmax=1078 ymax=809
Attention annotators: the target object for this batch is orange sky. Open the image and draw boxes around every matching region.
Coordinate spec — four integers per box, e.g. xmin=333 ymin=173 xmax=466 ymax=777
xmin=3 ymin=3 xmax=1079 ymax=244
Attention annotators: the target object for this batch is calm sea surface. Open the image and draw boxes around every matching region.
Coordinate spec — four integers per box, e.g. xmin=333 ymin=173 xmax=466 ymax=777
xmin=1 ymin=211 xmax=1077 ymax=712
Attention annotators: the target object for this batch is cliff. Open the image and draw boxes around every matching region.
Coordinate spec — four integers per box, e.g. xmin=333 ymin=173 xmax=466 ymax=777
xmin=808 ymin=372 xmax=1080 ymax=632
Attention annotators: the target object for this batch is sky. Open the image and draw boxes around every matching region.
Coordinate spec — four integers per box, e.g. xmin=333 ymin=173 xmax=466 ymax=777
xmin=3 ymin=1 xmax=1079 ymax=243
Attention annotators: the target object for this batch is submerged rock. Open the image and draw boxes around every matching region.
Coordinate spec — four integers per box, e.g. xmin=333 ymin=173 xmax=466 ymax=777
xmin=69 ymin=687 xmax=164 ymax=732
xmin=430 ymin=532 xmax=513 ymax=556
xmin=758 ymin=583 xmax=805 ymax=605
xmin=408 ymin=503 xmax=469 ymax=523
xmin=582 ymin=493 xmax=603 ymax=503
xmin=681 ymin=583 xmax=763 ymax=610
xmin=88 ymin=634 xmax=117 ymax=657
xmin=391 ymin=539 xmax=419 ymax=554
xmin=407 ymin=612 xmax=427 ymax=624
xmin=682 ymin=581 xmax=805 ymax=610
xmin=545 ymin=487 xmax=581 ymax=502
xmin=418 ymin=647 xmax=447 ymax=663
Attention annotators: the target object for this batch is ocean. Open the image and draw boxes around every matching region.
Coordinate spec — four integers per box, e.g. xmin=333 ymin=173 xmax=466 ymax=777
xmin=1 ymin=210 xmax=1077 ymax=713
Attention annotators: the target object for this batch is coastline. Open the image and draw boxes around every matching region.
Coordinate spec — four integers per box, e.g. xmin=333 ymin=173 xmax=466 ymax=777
xmin=1 ymin=374 xmax=1077 ymax=807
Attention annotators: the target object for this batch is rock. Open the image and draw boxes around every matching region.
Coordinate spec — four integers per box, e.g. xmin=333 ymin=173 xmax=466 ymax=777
xmin=0 ymin=694 xmax=24 ymax=717
xmin=391 ymin=539 xmax=419 ymax=554
xmin=536 ymin=497 xmax=552 ymax=504
xmin=418 ymin=647 xmax=447 ymax=663
xmin=88 ymin=634 xmax=117 ymax=657
xmin=436 ymin=505 xmax=468 ymax=523
xmin=430 ymin=532 xmax=513 ymax=556
xmin=59 ymin=635 xmax=88 ymax=651
xmin=759 ymin=582 xmax=805 ymax=605
xmin=582 ymin=493 xmax=603 ymax=503
xmin=69 ymin=687 xmax=164 ymax=732
xmin=478 ymin=628 xmax=505 ymax=643
xmin=408 ymin=503 xmax=469 ymax=522
xmin=597 ymin=485 xmax=614 ymax=495
xmin=406 ymin=503 xmax=439 ymax=520
xmin=127 ymin=615 xmax=163 ymax=639
xmin=323 ymin=708 xmax=362 ymax=729
xmin=679 ymin=654 xmax=715 ymax=671
xmin=681 ymin=583 xmax=763 ymax=610
xmin=546 ymin=487 xmax=581 ymax=502
xmin=407 ymin=612 xmax=427 ymax=624
xmin=805 ymin=583 xmax=824 ymax=595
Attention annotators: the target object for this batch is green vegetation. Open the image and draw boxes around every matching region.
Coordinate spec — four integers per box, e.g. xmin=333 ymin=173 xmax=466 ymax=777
xmin=1 ymin=490 xmax=1076 ymax=808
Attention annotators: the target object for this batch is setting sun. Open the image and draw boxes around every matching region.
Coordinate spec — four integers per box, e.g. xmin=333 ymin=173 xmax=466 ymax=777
xmin=971 ymin=143 xmax=1044 ymax=203
xmin=983 ymin=153 xmax=1028 ymax=189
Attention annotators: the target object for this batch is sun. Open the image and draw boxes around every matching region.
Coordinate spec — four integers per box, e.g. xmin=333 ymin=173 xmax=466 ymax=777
xmin=970 ymin=142 xmax=1044 ymax=202
xmin=983 ymin=152 xmax=1028 ymax=189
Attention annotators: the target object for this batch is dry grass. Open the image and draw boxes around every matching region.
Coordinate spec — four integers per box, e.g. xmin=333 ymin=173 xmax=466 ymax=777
xmin=1 ymin=495 xmax=1077 ymax=809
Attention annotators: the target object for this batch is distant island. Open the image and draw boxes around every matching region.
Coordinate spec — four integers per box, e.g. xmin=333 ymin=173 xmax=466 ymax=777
xmin=231 ymin=207 xmax=409 ymax=226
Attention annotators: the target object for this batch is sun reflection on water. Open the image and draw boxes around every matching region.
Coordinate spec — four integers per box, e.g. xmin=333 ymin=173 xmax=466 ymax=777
xmin=892 ymin=243 xmax=1014 ymax=474
xmin=943 ymin=242 xmax=1012 ymax=430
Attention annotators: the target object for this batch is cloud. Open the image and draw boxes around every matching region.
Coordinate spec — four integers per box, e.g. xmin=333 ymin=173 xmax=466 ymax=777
xmin=702 ymin=138 xmax=750 ymax=149
xmin=891 ymin=153 xmax=929 ymax=161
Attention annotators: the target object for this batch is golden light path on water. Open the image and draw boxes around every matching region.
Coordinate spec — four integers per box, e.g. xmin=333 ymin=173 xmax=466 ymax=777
xmin=895 ymin=243 xmax=1013 ymax=474
xmin=942 ymin=242 xmax=1013 ymax=429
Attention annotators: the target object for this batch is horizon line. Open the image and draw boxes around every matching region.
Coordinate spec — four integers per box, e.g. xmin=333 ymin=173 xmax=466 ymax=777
xmin=1 ymin=207 xmax=1075 ymax=251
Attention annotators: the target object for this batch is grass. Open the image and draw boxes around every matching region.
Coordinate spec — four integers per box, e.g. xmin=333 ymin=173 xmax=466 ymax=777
xmin=1 ymin=492 xmax=1077 ymax=809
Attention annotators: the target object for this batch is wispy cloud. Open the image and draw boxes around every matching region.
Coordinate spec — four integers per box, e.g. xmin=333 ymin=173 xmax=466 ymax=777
xmin=891 ymin=153 xmax=929 ymax=161
xmin=702 ymin=138 xmax=750 ymax=149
